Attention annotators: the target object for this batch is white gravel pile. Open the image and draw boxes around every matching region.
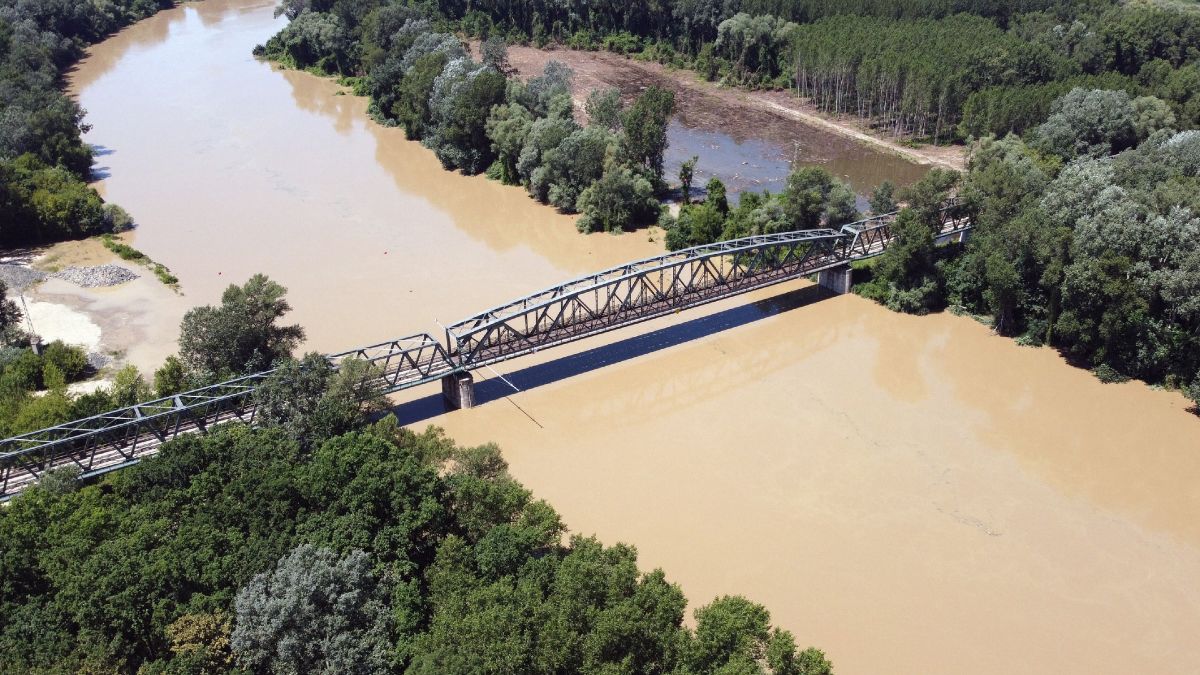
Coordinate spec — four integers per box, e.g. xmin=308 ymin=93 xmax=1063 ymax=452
xmin=51 ymin=265 xmax=139 ymax=287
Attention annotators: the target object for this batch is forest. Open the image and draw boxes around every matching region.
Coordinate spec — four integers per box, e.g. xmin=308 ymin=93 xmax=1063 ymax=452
xmin=256 ymin=4 xmax=676 ymax=233
xmin=0 ymin=274 xmax=832 ymax=675
xmin=0 ymin=0 xmax=168 ymax=245
xmin=655 ymin=82 xmax=1200 ymax=407
xmin=423 ymin=0 xmax=1200 ymax=143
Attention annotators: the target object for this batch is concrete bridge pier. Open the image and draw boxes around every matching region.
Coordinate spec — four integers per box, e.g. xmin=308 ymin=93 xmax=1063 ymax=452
xmin=817 ymin=266 xmax=853 ymax=295
xmin=441 ymin=372 xmax=475 ymax=410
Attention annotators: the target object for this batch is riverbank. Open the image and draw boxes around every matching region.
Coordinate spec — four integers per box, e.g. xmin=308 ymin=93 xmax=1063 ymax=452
xmin=491 ymin=43 xmax=966 ymax=172
xmin=1 ymin=238 xmax=190 ymax=375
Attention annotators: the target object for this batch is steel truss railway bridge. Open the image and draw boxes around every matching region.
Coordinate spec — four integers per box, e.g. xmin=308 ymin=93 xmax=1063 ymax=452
xmin=0 ymin=203 xmax=970 ymax=500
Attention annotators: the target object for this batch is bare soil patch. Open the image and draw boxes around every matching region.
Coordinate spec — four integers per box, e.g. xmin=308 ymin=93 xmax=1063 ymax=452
xmin=485 ymin=43 xmax=966 ymax=171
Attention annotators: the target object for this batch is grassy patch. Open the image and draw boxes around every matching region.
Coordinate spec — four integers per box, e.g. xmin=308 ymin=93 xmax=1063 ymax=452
xmin=99 ymin=235 xmax=180 ymax=291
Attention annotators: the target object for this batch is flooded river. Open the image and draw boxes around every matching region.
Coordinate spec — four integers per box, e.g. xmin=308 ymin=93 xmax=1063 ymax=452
xmin=67 ymin=1 xmax=1200 ymax=673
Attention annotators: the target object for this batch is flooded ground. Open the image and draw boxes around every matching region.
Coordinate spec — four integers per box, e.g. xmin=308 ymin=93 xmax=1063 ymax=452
xmin=62 ymin=1 xmax=1200 ymax=673
xmin=492 ymin=44 xmax=940 ymax=198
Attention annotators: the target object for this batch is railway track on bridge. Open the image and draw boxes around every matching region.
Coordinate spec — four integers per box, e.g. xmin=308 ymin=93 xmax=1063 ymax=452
xmin=0 ymin=204 xmax=970 ymax=500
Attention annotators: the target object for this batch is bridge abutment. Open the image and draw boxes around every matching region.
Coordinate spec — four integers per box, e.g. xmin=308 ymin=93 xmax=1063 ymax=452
xmin=817 ymin=267 xmax=853 ymax=295
xmin=441 ymin=372 xmax=475 ymax=410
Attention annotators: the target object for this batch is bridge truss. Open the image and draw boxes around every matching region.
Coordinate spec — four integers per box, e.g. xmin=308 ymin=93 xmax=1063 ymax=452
xmin=0 ymin=203 xmax=969 ymax=500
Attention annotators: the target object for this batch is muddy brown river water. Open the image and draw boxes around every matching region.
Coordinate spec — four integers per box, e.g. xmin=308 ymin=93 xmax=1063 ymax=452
xmin=66 ymin=1 xmax=1200 ymax=673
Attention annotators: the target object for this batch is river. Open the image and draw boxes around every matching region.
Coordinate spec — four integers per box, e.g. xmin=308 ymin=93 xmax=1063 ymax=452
xmin=65 ymin=1 xmax=1200 ymax=673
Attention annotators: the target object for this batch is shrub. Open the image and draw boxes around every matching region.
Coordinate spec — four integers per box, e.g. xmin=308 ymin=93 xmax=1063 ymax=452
xmin=41 ymin=340 xmax=88 ymax=382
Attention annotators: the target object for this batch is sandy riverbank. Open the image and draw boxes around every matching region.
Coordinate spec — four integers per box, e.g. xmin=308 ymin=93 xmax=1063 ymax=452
xmin=5 ymin=238 xmax=190 ymax=376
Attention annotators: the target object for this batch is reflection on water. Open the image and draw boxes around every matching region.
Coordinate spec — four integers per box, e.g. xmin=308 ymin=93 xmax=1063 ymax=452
xmin=68 ymin=2 xmax=1200 ymax=674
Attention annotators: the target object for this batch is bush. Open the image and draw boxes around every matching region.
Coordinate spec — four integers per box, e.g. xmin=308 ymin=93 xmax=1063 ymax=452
xmin=102 ymin=203 xmax=135 ymax=232
xmin=41 ymin=341 xmax=89 ymax=382
xmin=1 ymin=349 xmax=45 ymax=392
xmin=1092 ymin=363 xmax=1131 ymax=384
xmin=1187 ymin=374 xmax=1200 ymax=410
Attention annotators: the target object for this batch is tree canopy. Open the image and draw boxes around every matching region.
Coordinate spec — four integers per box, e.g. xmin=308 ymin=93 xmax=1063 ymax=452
xmin=0 ymin=416 xmax=832 ymax=674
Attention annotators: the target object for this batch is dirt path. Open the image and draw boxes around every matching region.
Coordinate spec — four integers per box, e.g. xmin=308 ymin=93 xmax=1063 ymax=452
xmin=493 ymin=44 xmax=966 ymax=172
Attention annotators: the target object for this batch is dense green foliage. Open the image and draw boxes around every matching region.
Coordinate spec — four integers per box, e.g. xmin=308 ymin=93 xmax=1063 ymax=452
xmin=177 ymin=274 xmax=305 ymax=379
xmin=856 ymin=88 xmax=1200 ymax=402
xmin=0 ymin=281 xmax=112 ymax=436
xmin=258 ymin=5 xmax=677 ymax=232
xmin=420 ymin=0 xmax=1200 ymax=144
xmin=0 ymin=412 xmax=833 ymax=673
xmin=0 ymin=0 xmax=172 ymax=245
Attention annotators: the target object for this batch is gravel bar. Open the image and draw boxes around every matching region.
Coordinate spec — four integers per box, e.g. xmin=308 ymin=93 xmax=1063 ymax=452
xmin=51 ymin=265 xmax=139 ymax=288
xmin=0 ymin=264 xmax=48 ymax=292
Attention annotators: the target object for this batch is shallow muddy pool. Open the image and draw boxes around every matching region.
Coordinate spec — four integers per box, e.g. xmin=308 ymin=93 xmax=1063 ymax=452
xmin=493 ymin=44 xmax=931 ymax=200
xmin=66 ymin=2 xmax=1200 ymax=673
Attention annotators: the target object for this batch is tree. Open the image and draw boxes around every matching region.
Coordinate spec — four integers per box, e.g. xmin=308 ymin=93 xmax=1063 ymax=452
xmin=534 ymin=126 xmax=616 ymax=212
xmin=0 ymin=281 xmax=25 ymax=346
xmin=153 ymin=355 xmax=189 ymax=398
xmin=40 ymin=341 xmax=87 ymax=382
xmin=899 ymin=168 xmax=959 ymax=228
xmin=782 ymin=166 xmax=834 ymax=229
xmin=480 ymin=35 xmax=510 ymax=74
xmin=621 ymin=86 xmax=676 ymax=184
xmin=1132 ymin=95 xmax=1177 ymax=139
xmin=522 ymin=60 xmax=574 ymax=118
xmin=869 ymin=181 xmax=896 ymax=214
xmin=486 ymin=102 xmax=532 ymax=183
xmin=257 ymin=11 xmax=351 ymax=73
xmin=1032 ymin=88 xmax=1138 ymax=159
xmin=585 ymin=88 xmax=623 ymax=131
xmin=576 ymin=165 xmax=660 ymax=233
xmin=824 ymin=182 xmax=859 ymax=227
xmin=231 ymin=545 xmax=393 ymax=675
xmin=680 ymin=155 xmax=698 ymax=204
xmin=870 ymin=208 xmax=942 ymax=314
xmin=393 ymin=51 xmax=449 ymax=140
xmin=705 ymin=177 xmax=729 ymax=215
xmin=109 ymin=364 xmax=150 ymax=407
xmin=690 ymin=595 xmax=772 ymax=673
xmin=177 ymin=274 xmax=304 ymax=378
xmin=518 ymin=115 xmax=581 ymax=196
xmin=667 ymin=203 xmax=725 ymax=250
xmin=255 ymin=353 xmax=388 ymax=446
xmin=159 ymin=612 xmax=236 ymax=675
xmin=425 ymin=59 xmax=508 ymax=174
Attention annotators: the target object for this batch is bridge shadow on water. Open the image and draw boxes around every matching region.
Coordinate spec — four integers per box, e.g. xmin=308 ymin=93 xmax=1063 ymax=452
xmin=388 ymin=284 xmax=831 ymax=427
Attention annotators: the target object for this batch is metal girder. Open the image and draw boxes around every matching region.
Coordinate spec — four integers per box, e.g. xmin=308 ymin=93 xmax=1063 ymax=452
xmin=0 ymin=202 xmax=971 ymax=501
